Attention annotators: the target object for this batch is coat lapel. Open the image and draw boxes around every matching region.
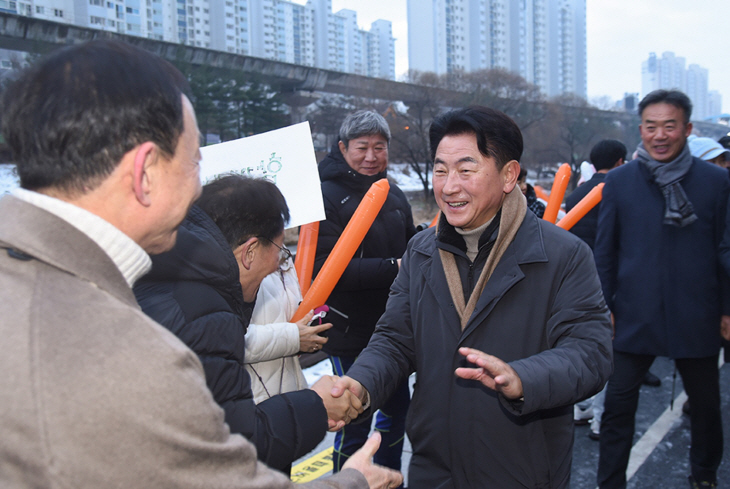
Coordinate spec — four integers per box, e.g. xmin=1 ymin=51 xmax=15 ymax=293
xmin=415 ymin=237 xmax=463 ymax=340
xmin=459 ymin=212 xmax=548 ymax=343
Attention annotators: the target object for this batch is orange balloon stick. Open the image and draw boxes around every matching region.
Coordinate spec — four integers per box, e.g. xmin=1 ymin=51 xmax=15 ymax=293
xmin=428 ymin=213 xmax=439 ymax=228
xmin=534 ymin=185 xmax=549 ymax=202
xmin=294 ymin=221 xmax=319 ymax=297
xmin=291 ymin=178 xmax=390 ymax=323
xmin=557 ymin=183 xmax=604 ymax=231
xmin=543 ymin=163 xmax=572 ymax=224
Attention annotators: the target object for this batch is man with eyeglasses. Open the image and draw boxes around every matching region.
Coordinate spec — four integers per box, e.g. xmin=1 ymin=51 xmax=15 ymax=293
xmin=134 ymin=174 xmax=367 ymax=475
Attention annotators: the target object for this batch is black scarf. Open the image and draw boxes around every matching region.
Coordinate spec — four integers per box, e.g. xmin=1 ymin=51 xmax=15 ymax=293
xmin=637 ymin=142 xmax=697 ymax=227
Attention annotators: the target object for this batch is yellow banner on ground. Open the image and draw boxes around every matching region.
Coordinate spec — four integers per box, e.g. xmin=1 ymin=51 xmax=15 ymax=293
xmin=290 ymin=447 xmax=334 ymax=483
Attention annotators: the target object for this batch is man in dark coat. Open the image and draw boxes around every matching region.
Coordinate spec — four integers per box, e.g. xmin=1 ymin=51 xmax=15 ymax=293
xmin=331 ymin=106 xmax=613 ymax=488
xmin=315 ymin=110 xmax=416 ymax=477
xmin=565 ymin=139 xmax=626 ymax=250
xmin=594 ymin=89 xmax=730 ymax=489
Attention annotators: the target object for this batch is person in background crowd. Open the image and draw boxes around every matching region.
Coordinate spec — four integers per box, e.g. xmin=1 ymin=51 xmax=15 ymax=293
xmin=717 ymin=135 xmax=730 ymax=158
xmin=0 ymin=39 xmax=401 ymax=489
xmin=314 ymin=110 xmax=416 ymax=481
xmin=517 ymin=167 xmax=546 ymax=217
xmin=710 ymin=135 xmax=730 ymax=368
xmin=688 ymin=136 xmax=730 ymax=168
xmin=134 ymin=175 xmax=349 ymax=474
xmin=331 ymin=106 xmax=612 ymax=488
xmin=566 ymin=139 xmax=661 ymax=441
xmin=595 ymin=89 xmax=729 ymax=489
xmin=566 ymin=139 xmax=626 ymax=250
xmin=578 ymin=160 xmax=596 ymax=186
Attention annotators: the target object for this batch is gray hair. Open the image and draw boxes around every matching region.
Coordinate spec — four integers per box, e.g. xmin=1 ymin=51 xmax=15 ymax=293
xmin=338 ymin=110 xmax=391 ymax=148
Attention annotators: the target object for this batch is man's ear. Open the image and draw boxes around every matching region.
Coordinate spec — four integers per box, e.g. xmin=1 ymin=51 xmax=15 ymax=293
xmin=338 ymin=140 xmax=347 ymax=157
xmin=502 ymin=160 xmax=520 ymax=193
xmin=236 ymin=237 xmax=259 ymax=271
xmin=132 ymin=142 xmax=160 ymax=207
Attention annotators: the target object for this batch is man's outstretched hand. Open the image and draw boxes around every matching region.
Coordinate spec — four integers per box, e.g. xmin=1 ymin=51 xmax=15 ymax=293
xmin=455 ymin=347 xmax=524 ymax=400
xmin=342 ymin=432 xmax=404 ymax=489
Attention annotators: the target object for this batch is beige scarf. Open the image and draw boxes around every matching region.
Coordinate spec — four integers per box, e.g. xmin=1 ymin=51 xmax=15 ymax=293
xmin=439 ymin=187 xmax=527 ymax=330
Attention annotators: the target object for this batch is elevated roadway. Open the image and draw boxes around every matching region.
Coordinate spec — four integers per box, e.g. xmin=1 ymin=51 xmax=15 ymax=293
xmin=0 ymin=12 xmax=448 ymax=103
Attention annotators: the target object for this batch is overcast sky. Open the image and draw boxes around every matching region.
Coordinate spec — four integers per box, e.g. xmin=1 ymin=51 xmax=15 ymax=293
xmin=321 ymin=0 xmax=729 ymax=109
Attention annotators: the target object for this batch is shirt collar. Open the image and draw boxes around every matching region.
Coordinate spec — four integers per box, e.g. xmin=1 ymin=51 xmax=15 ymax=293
xmin=11 ymin=188 xmax=151 ymax=287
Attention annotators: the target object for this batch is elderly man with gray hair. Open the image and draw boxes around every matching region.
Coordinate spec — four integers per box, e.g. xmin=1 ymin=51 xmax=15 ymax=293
xmin=314 ymin=110 xmax=416 ymax=480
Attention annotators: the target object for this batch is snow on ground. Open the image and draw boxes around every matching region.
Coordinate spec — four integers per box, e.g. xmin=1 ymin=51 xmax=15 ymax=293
xmin=303 ymin=358 xmax=334 ymax=387
xmin=387 ymin=163 xmax=426 ymax=192
xmin=0 ymin=164 xmax=18 ymax=195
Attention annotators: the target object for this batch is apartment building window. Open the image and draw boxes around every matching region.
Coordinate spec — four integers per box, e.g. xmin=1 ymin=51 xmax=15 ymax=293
xmin=54 ymin=9 xmax=63 ymax=17
xmin=35 ymin=5 xmax=43 ymax=13
xmin=90 ymin=15 xmax=106 ymax=25
xmin=107 ymin=2 xmax=113 ymax=8
xmin=90 ymin=0 xmax=103 ymax=5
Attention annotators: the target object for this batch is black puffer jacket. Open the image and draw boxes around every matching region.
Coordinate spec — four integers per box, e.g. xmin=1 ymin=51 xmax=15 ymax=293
xmin=134 ymin=205 xmax=327 ymax=473
xmin=315 ymin=144 xmax=417 ymax=357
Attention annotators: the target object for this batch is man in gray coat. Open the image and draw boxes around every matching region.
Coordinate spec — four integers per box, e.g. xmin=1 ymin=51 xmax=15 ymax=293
xmin=0 ymin=40 xmax=401 ymax=489
xmin=331 ymin=106 xmax=613 ymax=488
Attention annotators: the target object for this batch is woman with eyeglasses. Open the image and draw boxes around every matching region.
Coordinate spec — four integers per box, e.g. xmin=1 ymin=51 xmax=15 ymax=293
xmin=134 ymin=174 xmax=357 ymax=476
xmin=245 ymin=235 xmax=334 ymax=404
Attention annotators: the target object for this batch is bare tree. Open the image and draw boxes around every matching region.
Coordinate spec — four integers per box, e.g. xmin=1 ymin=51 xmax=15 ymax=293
xmin=457 ymin=68 xmax=547 ymax=130
xmin=386 ymin=70 xmax=457 ymax=199
xmin=550 ymin=94 xmax=621 ymax=188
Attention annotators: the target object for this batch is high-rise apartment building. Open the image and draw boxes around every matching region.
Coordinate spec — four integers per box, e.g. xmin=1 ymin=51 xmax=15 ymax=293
xmin=641 ymin=52 xmax=719 ymax=121
xmin=407 ymin=0 xmax=586 ymax=98
xmin=708 ymin=90 xmax=723 ymax=118
xmin=5 ymin=0 xmax=395 ymax=80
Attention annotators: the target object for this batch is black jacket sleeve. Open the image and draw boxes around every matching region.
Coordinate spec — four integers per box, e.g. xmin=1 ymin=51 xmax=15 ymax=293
xmin=134 ymin=280 xmax=328 ymax=472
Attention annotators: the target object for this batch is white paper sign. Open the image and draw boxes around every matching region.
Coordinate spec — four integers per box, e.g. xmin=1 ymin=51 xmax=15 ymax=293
xmin=199 ymin=122 xmax=324 ymax=229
